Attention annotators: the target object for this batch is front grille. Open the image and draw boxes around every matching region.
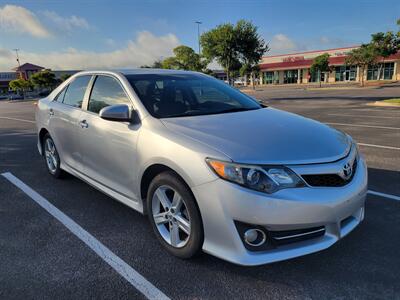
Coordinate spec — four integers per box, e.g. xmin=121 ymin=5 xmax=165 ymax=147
xmin=270 ymin=226 xmax=325 ymax=246
xmin=302 ymin=159 xmax=357 ymax=187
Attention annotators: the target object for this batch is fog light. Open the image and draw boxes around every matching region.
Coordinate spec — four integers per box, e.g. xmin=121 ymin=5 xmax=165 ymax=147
xmin=243 ymin=228 xmax=267 ymax=247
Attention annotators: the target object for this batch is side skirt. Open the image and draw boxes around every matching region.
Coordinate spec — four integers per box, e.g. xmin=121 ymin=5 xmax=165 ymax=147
xmin=61 ymin=163 xmax=144 ymax=214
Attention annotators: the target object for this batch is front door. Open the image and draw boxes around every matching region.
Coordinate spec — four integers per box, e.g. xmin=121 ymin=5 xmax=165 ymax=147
xmin=78 ymin=75 xmax=141 ymax=201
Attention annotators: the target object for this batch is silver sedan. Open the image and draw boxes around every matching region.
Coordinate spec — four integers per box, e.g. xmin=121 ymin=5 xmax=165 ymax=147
xmin=35 ymin=69 xmax=367 ymax=266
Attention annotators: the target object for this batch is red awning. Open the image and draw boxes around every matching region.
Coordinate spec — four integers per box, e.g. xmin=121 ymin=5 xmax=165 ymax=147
xmin=260 ymin=56 xmax=348 ymax=71
xmin=260 ymin=51 xmax=400 ymax=71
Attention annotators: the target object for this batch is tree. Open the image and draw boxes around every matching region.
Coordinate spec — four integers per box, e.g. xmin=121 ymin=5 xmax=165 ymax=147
xmin=140 ymin=60 xmax=163 ymax=68
xmin=161 ymin=45 xmax=208 ymax=72
xmin=9 ymin=79 xmax=32 ymax=97
xmin=235 ymin=20 xmax=268 ymax=89
xmin=310 ymin=53 xmax=330 ymax=87
xmin=200 ymin=23 xmax=240 ymax=84
xmin=161 ymin=57 xmax=178 ymax=69
xmin=60 ymin=73 xmax=71 ymax=82
xmin=345 ymin=44 xmax=377 ymax=86
xmin=30 ymin=70 xmax=57 ymax=90
xmin=370 ymin=31 xmax=399 ymax=79
xmin=201 ymin=20 xmax=268 ymax=85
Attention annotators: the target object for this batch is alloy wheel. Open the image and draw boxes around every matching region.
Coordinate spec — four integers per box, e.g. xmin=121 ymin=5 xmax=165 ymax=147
xmin=152 ymin=185 xmax=191 ymax=248
xmin=44 ymin=138 xmax=58 ymax=174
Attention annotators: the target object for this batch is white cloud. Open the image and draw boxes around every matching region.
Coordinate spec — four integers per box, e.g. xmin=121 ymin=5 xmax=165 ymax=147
xmin=320 ymin=36 xmax=330 ymax=44
xmin=42 ymin=10 xmax=90 ymax=31
xmin=0 ymin=31 xmax=180 ymax=70
xmin=104 ymin=38 xmax=116 ymax=47
xmin=269 ymin=34 xmax=297 ymax=53
xmin=0 ymin=4 xmax=50 ymax=38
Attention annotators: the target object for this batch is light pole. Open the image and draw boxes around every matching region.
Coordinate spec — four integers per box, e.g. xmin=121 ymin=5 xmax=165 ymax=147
xmin=195 ymin=21 xmax=202 ymax=54
xmin=13 ymin=48 xmax=22 ymax=79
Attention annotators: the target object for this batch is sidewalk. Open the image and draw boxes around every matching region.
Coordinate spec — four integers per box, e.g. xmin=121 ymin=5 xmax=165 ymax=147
xmin=239 ymin=80 xmax=400 ymax=92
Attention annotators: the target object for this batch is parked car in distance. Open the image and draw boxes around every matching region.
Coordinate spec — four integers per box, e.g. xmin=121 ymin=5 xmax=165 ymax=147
xmin=35 ymin=69 xmax=367 ymax=266
xmin=234 ymin=79 xmax=245 ymax=86
xmin=8 ymin=94 xmax=24 ymax=100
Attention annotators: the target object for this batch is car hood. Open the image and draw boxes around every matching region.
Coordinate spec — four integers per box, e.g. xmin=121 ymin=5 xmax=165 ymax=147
xmin=161 ymin=107 xmax=351 ymax=165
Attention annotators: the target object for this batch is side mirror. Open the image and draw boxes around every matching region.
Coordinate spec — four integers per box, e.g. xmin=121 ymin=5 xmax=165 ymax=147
xmin=99 ymin=104 xmax=138 ymax=123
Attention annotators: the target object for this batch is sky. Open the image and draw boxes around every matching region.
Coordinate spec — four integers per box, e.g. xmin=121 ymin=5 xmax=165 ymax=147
xmin=0 ymin=0 xmax=399 ymax=71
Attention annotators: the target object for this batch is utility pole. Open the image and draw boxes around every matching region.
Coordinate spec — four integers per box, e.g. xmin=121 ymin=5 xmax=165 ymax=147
xmin=195 ymin=21 xmax=202 ymax=54
xmin=13 ymin=49 xmax=22 ymax=79
xmin=13 ymin=48 xmax=26 ymax=99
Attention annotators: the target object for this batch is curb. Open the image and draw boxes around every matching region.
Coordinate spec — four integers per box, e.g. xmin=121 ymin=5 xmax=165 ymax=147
xmin=367 ymin=101 xmax=400 ymax=108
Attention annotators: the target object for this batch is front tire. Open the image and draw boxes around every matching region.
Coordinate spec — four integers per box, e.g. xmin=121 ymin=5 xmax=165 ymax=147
xmin=147 ymin=171 xmax=203 ymax=259
xmin=43 ymin=133 xmax=64 ymax=178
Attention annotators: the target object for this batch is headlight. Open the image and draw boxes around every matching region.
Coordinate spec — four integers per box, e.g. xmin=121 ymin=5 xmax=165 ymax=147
xmin=206 ymin=159 xmax=305 ymax=194
xmin=353 ymin=141 xmax=361 ymax=160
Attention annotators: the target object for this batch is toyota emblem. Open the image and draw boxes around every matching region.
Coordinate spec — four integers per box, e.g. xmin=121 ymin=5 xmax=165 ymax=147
xmin=342 ymin=161 xmax=353 ymax=180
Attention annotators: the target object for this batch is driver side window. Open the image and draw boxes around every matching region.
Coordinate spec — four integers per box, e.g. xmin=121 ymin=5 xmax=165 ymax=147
xmin=88 ymin=76 xmax=131 ymax=114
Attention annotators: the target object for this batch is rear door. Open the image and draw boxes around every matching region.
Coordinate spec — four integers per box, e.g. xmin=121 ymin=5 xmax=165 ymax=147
xmin=48 ymin=75 xmax=92 ymax=172
xmin=78 ymin=74 xmax=141 ymax=201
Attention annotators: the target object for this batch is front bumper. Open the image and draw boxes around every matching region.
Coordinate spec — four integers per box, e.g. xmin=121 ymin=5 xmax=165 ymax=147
xmin=192 ymin=157 xmax=368 ymax=266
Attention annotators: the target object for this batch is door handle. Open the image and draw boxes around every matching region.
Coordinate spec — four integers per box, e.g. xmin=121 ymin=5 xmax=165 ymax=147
xmin=49 ymin=108 xmax=54 ymax=116
xmin=79 ymin=120 xmax=88 ymax=128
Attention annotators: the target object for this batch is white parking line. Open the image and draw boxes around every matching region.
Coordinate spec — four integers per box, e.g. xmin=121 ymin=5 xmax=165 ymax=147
xmin=349 ymin=108 xmax=400 ymax=112
xmin=328 ymin=114 xmax=399 ymax=119
xmin=1 ymin=172 xmax=170 ymax=300
xmin=368 ymin=190 xmax=400 ymax=201
xmin=326 ymin=122 xmax=400 ymax=130
xmin=358 ymin=143 xmax=400 ymax=150
xmin=0 ymin=117 xmax=35 ymax=123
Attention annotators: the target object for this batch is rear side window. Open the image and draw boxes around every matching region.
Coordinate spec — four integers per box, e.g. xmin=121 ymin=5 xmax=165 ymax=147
xmin=88 ymin=75 xmax=130 ymax=114
xmin=54 ymin=86 xmax=68 ymax=102
xmin=63 ymin=75 xmax=91 ymax=108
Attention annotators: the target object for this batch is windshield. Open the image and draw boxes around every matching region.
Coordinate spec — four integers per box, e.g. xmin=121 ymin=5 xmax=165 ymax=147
xmin=125 ymin=73 xmax=261 ymax=118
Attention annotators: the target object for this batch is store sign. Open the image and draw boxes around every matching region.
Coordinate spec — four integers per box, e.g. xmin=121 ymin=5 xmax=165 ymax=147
xmin=282 ymin=56 xmax=305 ymax=62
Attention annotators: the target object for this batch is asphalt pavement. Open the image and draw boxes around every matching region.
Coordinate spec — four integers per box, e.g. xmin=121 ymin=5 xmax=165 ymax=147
xmin=1 ymin=86 xmax=399 ymax=299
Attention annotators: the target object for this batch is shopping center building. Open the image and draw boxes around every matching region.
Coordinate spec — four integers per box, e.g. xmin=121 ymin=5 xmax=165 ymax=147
xmin=258 ymin=46 xmax=400 ymax=85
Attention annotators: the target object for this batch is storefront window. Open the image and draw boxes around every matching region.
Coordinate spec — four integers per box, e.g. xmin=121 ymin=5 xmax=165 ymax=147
xmin=367 ymin=62 xmax=395 ymax=80
xmin=283 ymin=70 xmax=298 ymax=84
xmin=383 ymin=62 xmax=394 ymax=80
xmin=335 ymin=66 xmax=357 ymax=81
xmin=263 ymin=71 xmax=274 ymax=84
xmin=309 ymin=70 xmax=325 ymax=82
xmin=367 ymin=65 xmax=378 ymax=80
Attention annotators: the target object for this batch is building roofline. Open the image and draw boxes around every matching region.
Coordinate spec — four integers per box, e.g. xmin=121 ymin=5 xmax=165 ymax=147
xmin=262 ymin=45 xmax=360 ymax=58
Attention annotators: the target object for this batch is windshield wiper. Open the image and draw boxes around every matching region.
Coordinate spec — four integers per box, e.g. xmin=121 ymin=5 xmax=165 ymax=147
xmin=161 ymin=107 xmax=260 ymax=118
xmin=214 ymin=107 xmax=260 ymax=114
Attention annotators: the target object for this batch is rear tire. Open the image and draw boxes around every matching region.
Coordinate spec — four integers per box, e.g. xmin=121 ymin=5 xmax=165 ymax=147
xmin=43 ymin=133 xmax=64 ymax=179
xmin=147 ymin=171 xmax=203 ymax=259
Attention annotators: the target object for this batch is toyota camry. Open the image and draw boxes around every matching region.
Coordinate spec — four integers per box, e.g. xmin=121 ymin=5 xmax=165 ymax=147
xmin=35 ymin=69 xmax=367 ymax=266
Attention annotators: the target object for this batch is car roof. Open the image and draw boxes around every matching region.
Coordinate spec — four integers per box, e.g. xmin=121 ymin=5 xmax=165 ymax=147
xmin=74 ymin=69 xmax=202 ymax=76
xmin=119 ymin=68 xmax=199 ymax=75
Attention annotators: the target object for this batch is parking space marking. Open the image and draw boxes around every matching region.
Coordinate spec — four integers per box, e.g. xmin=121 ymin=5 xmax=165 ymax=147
xmin=358 ymin=143 xmax=400 ymax=150
xmin=0 ymin=117 xmax=35 ymax=123
xmin=326 ymin=122 xmax=400 ymax=130
xmin=348 ymin=108 xmax=400 ymax=113
xmin=328 ymin=114 xmax=399 ymax=119
xmin=368 ymin=190 xmax=400 ymax=201
xmin=1 ymin=172 xmax=170 ymax=300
